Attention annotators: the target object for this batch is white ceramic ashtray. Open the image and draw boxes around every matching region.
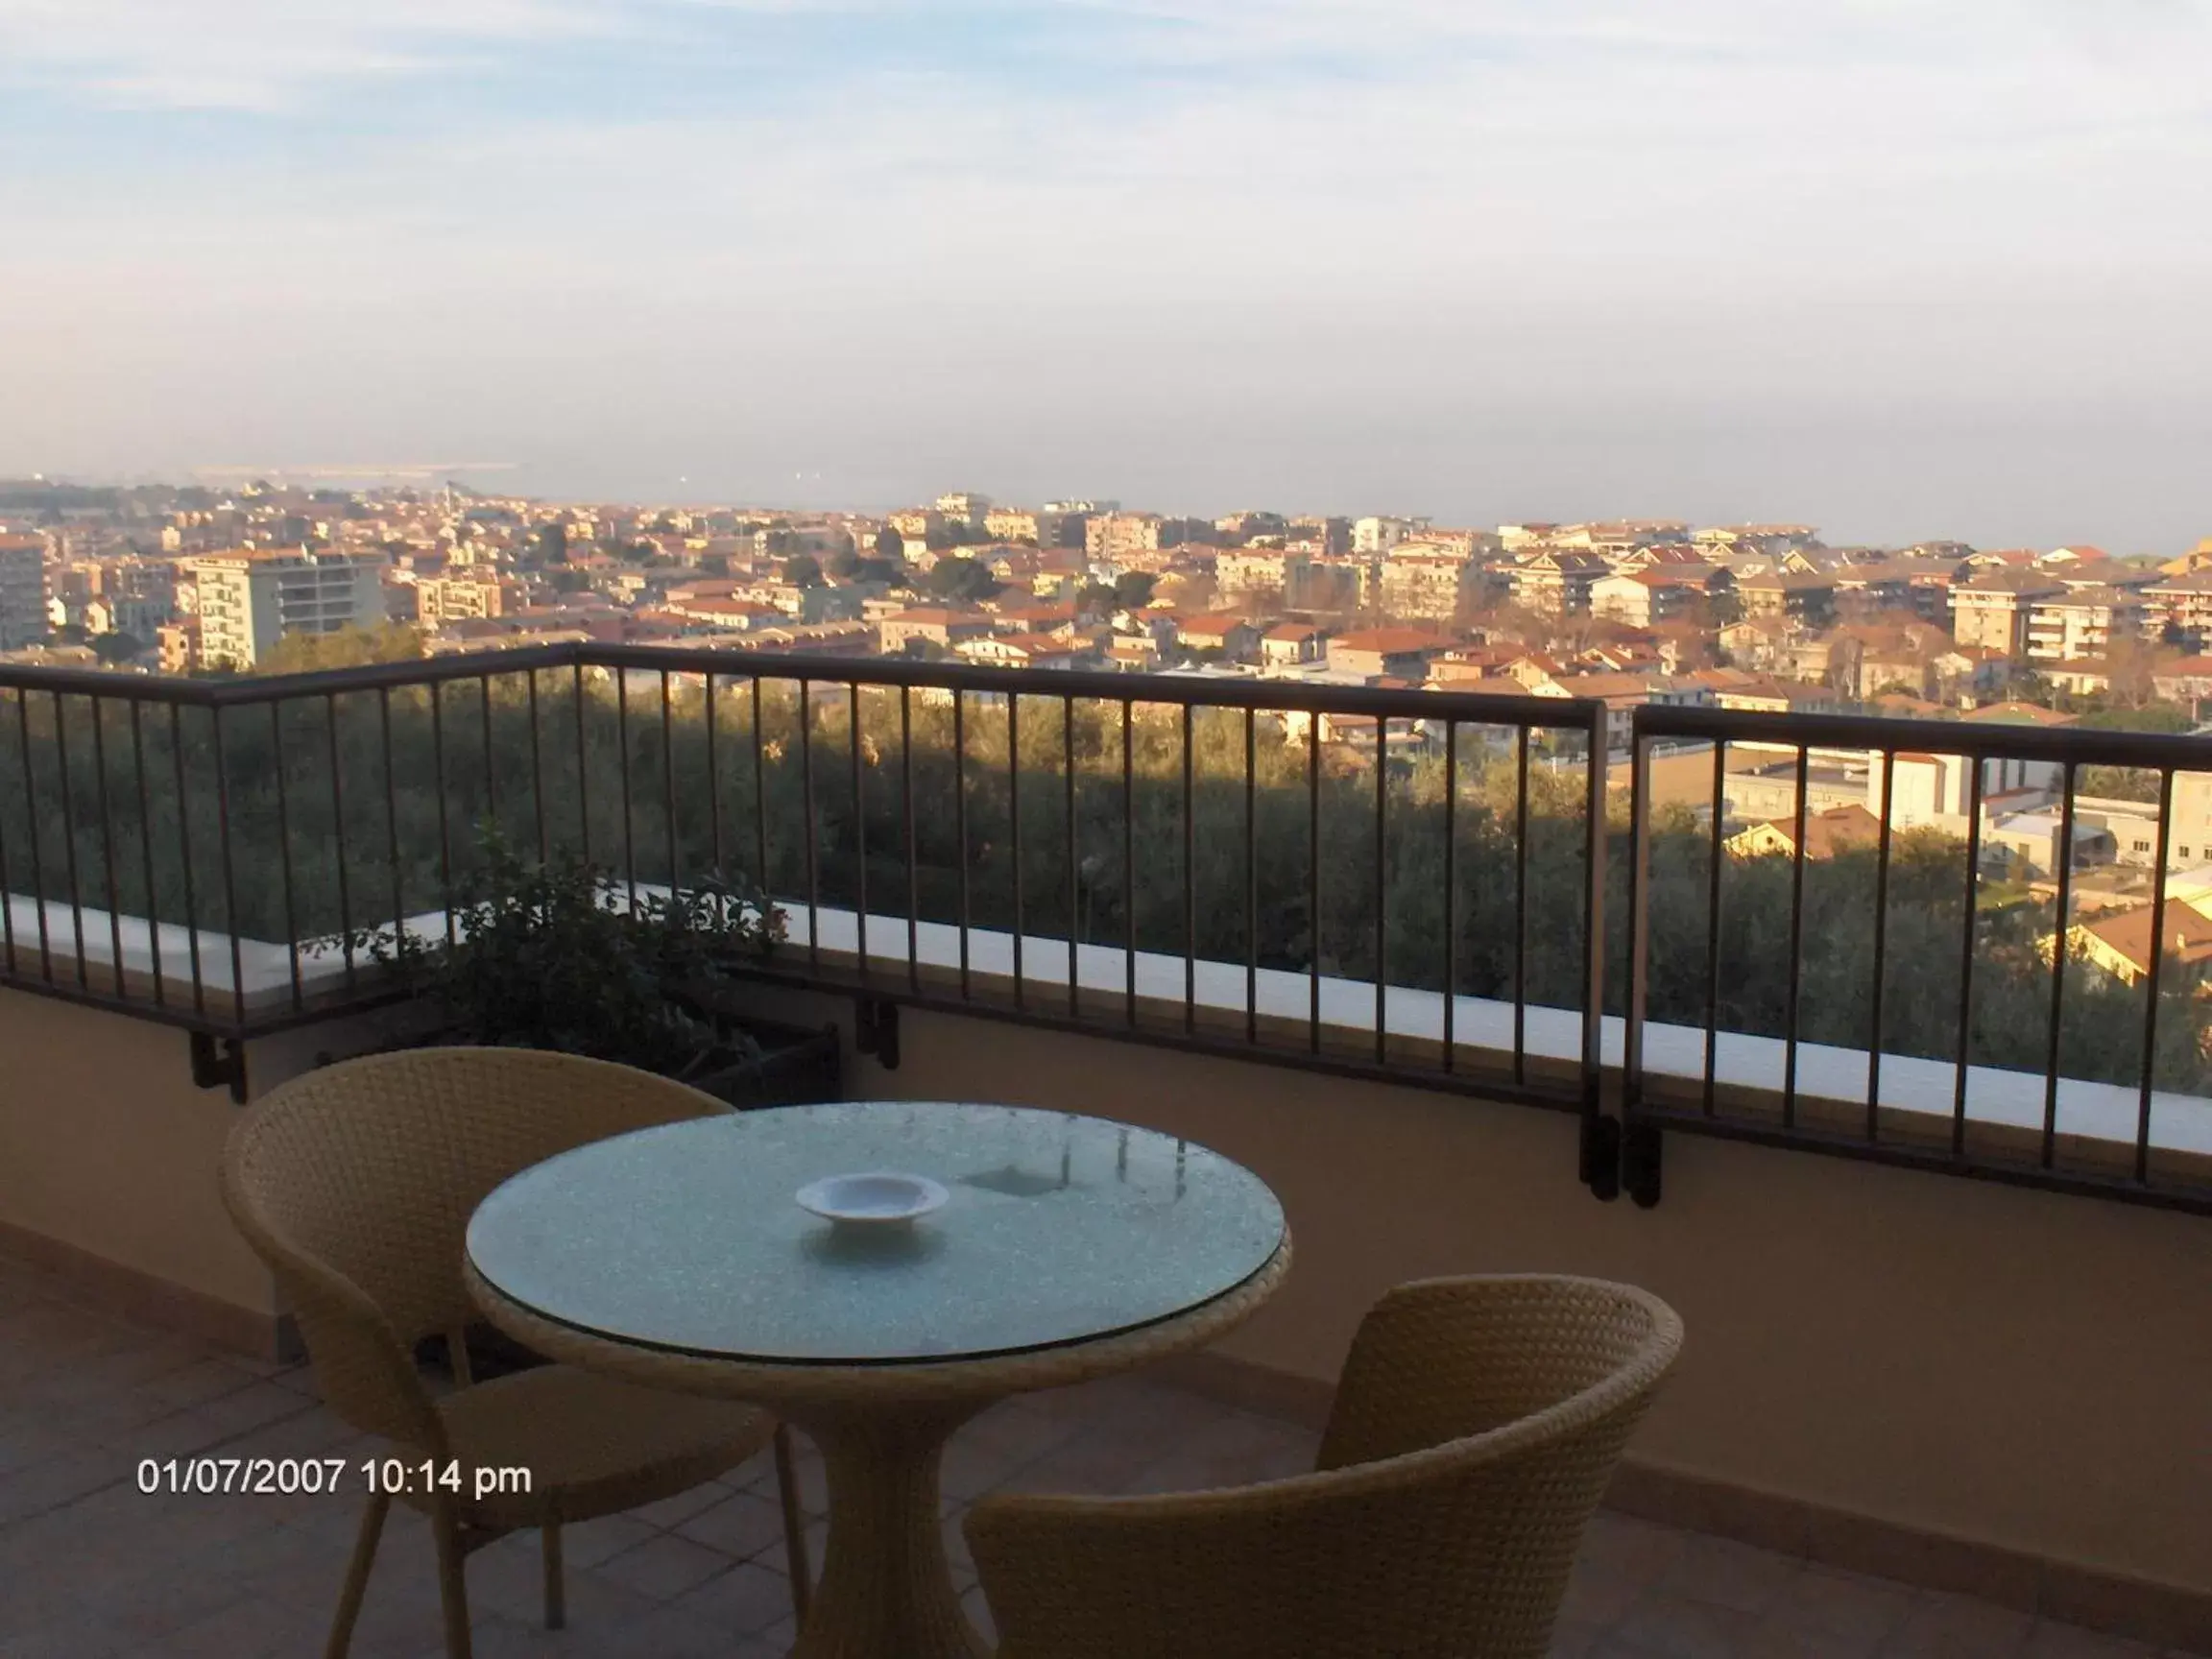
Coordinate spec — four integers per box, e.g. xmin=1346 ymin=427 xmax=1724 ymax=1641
xmin=795 ymin=1171 xmax=950 ymax=1227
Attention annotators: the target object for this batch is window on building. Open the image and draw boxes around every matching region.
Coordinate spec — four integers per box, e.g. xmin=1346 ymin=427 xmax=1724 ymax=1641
xmin=2135 ymin=840 xmax=2152 ymax=854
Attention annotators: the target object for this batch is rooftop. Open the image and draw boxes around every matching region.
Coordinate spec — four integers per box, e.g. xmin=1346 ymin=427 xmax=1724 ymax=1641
xmin=0 ymin=1254 xmax=2172 ymax=1659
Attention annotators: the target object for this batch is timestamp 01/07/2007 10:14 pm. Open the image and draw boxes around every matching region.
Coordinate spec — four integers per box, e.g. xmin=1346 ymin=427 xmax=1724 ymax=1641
xmin=136 ymin=1455 xmax=534 ymax=1501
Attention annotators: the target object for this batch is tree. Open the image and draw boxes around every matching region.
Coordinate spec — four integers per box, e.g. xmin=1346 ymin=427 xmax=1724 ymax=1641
xmin=874 ymin=528 xmax=904 ymax=562
xmin=923 ymin=557 xmax=1000 ymax=604
xmin=91 ymin=631 xmax=146 ymax=664
xmin=828 ymin=547 xmax=863 ymax=580
xmin=537 ymin=522 xmax=569 ymax=565
xmin=698 ymin=553 xmax=731 ymax=577
xmin=781 ymin=554 xmax=825 ymax=588
xmin=1112 ymin=571 xmax=1157 ymax=610
xmin=258 ymin=623 xmax=424 ymax=673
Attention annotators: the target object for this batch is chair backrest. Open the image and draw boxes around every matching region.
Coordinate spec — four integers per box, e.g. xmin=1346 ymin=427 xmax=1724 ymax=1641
xmin=222 ymin=1046 xmax=733 ymax=1451
xmin=967 ymin=1274 xmax=1683 ymax=1659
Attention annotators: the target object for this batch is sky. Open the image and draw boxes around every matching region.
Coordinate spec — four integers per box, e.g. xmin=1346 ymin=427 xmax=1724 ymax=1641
xmin=2 ymin=1 xmax=2209 ymax=549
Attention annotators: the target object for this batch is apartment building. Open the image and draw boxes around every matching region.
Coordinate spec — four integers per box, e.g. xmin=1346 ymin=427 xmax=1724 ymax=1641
xmin=1949 ymin=568 xmax=2067 ymax=655
xmin=1216 ymin=547 xmax=1310 ymax=598
xmin=981 ymin=507 xmax=1039 ymax=543
xmin=2025 ymin=586 xmax=2144 ymax=662
xmin=1351 ymin=516 xmax=1429 ymax=555
xmin=189 ymin=548 xmax=388 ymax=669
xmin=1377 ymin=549 xmax=1482 ymax=621
xmin=415 ymin=575 xmax=517 ymax=626
xmin=1591 ymin=569 xmax=1697 ymax=628
xmin=2139 ymin=571 xmax=2212 ymax=646
xmin=933 ymin=493 xmax=991 ymax=528
xmin=1735 ymin=570 xmax=1838 ymax=629
xmin=0 ymin=534 xmax=47 ymax=651
xmin=1505 ymin=550 xmax=1608 ymax=614
xmin=1085 ymin=512 xmax=1176 ymax=563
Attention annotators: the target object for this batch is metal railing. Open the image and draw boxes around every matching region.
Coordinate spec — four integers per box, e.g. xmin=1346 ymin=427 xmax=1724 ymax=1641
xmin=0 ymin=646 xmax=1615 ymax=1174
xmin=3 ymin=645 xmax=2209 ymax=1213
xmin=1622 ymin=705 xmax=2212 ymax=1213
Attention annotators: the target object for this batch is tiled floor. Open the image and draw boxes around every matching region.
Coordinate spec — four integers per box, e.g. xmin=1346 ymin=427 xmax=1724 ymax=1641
xmin=0 ymin=1255 xmax=2197 ymax=1658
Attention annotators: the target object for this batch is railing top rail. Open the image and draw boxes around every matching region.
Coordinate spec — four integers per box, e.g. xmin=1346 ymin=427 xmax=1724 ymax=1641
xmin=0 ymin=644 xmax=1606 ymax=729
xmin=1635 ymin=702 xmax=2212 ymax=769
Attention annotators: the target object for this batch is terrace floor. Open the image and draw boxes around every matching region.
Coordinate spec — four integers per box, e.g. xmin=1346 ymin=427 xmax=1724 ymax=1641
xmin=0 ymin=1254 xmax=2195 ymax=1659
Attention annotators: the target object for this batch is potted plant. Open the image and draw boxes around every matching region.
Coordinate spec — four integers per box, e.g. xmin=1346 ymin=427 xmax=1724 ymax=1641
xmin=354 ymin=833 xmax=843 ymax=1379
xmin=360 ymin=830 xmax=843 ymax=1108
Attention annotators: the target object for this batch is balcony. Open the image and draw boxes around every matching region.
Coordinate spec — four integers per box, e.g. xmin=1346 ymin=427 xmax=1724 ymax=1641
xmin=0 ymin=645 xmax=2207 ymax=1655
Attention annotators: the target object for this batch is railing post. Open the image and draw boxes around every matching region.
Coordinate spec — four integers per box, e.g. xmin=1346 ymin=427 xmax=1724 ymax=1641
xmin=1579 ymin=699 xmax=1619 ymax=1201
xmin=1620 ymin=714 xmax=1661 ymax=1207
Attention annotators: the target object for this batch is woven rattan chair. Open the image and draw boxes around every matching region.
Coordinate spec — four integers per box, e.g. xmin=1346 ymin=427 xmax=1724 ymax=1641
xmin=221 ymin=1046 xmax=810 ymax=1659
xmin=965 ymin=1273 xmax=1683 ymax=1659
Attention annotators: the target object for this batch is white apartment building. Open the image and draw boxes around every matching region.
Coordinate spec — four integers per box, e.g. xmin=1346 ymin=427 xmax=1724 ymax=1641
xmin=2024 ymin=587 xmax=2144 ymax=662
xmin=1351 ymin=516 xmax=1430 ymax=555
xmin=0 ymin=535 xmax=47 ymax=651
xmin=192 ymin=548 xmax=388 ymax=669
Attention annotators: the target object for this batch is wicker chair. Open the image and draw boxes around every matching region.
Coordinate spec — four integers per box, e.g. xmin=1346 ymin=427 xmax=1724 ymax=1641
xmin=220 ymin=1046 xmax=810 ymax=1659
xmin=965 ymin=1274 xmax=1683 ymax=1659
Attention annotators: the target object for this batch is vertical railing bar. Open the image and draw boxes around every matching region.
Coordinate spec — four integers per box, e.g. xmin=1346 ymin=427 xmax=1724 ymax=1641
xmin=1372 ymin=712 xmax=1387 ymax=1065
xmin=705 ymin=673 xmax=723 ymax=878
xmin=1010 ymin=691 xmax=1024 ymax=1011
xmin=1245 ymin=705 xmax=1258 ymax=1045
xmin=1702 ymin=735 xmax=1725 ymax=1116
xmin=799 ymin=679 xmax=818 ymax=973
xmin=325 ymin=692 xmax=355 ymax=991
xmin=1065 ymin=694 xmax=1079 ymax=1020
xmin=1623 ymin=730 xmax=1652 ymax=1121
xmin=850 ymin=682 xmax=868 ymax=977
xmin=1579 ymin=706 xmax=1608 ymax=1120
xmin=573 ymin=661 xmax=591 ymax=862
xmin=1513 ymin=725 xmax=1529 ymax=1083
xmin=431 ymin=683 xmax=454 ymax=948
xmin=89 ymin=697 xmax=126 ymax=998
xmin=956 ymin=690 xmax=972 ymax=998
xmin=1308 ymin=711 xmax=1321 ymax=1054
xmin=902 ymin=686 xmax=919 ymax=993
xmin=17 ymin=691 xmax=51 ymax=983
xmin=616 ymin=669 xmax=636 ymax=909
xmin=129 ymin=700 xmax=162 ymax=1005
xmin=1122 ymin=697 xmax=1135 ymax=1026
xmin=378 ymin=689 xmax=403 ymax=964
xmin=1865 ymin=748 xmax=1895 ymax=1141
xmin=211 ymin=707 xmax=245 ymax=1023
xmin=172 ymin=703 xmax=204 ymax=1016
xmin=1181 ymin=702 xmax=1194 ymax=1035
xmin=479 ymin=672 xmax=496 ymax=829
xmin=1782 ymin=743 xmax=1810 ymax=1127
xmin=271 ymin=700 xmax=303 ymax=1014
xmin=661 ymin=670 xmax=679 ymax=894
xmin=528 ymin=669 xmax=547 ymax=864
xmin=2039 ymin=761 xmax=2079 ymax=1168
xmin=1951 ymin=754 xmax=1985 ymax=1155
xmin=52 ymin=694 xmax=86 ymax=989
xmin=0 ymin=694 xmax=15 ymax=975
xmin=751 ymin=675 xmax=768 ymax=898
xmin=1441 ymin=720 xmax=1455 ymax=1071
xmin=2135 ymin=767 xmax=2175 ymax=1184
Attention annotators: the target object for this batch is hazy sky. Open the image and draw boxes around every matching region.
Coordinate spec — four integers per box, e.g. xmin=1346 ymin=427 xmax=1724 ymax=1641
xmin=4 ymin=1 xmax=2208 ymax=549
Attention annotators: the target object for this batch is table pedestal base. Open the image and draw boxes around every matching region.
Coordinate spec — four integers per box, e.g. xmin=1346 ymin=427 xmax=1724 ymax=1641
xmin=785 ymin=1400 xmax=991 ymax=1659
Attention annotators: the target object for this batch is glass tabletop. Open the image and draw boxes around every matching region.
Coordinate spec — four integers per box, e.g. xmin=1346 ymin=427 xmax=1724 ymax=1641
xmin=466 ymin=1101 xmax=1286 ymax=1365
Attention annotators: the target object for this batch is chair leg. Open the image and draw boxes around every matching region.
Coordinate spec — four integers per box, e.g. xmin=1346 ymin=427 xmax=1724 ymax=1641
xmin=541 ymin=1521 xmax=565 ymax=1630
xmin=430 ymin=1503 xmax=474 ymax=1659
xmin=325 ymin=1489 xmax=390 ymax=1659
xmin=772 ymin=1423 xmax=811 ymax=1626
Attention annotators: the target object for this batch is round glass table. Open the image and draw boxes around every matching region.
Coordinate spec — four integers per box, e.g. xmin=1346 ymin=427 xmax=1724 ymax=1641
xmin=464 ymin=1101 xmax=1291 ymax=1659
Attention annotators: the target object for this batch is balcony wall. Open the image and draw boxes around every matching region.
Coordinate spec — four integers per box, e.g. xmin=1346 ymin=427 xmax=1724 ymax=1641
xmin=0 ymin=973 xmax=2205 ymax=1642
